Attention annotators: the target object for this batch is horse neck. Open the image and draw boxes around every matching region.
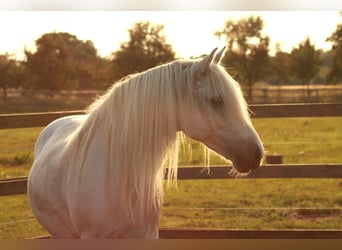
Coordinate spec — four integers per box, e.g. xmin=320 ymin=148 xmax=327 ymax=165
xmin=104 ymin=69 xmax=179 ymax=223
xmin=79 ymin=66 xmax=180 ymax=177
xmin=71 ymin=64 xmax=182 ymax=224
xmin=115 ymin=73 xmax=177 ymax=159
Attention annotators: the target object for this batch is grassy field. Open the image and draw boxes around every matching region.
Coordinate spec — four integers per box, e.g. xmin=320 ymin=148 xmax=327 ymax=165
xmin=1 ymin=117 xmax=341 ymax=178
xmin=0 ymin=117 xmax=341 ymax=238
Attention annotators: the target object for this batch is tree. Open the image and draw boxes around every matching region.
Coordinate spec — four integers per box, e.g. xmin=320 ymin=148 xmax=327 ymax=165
xmin=268 ymin=44 xmax=292 ymax=85
xmin=215 ymin=15 xmax=270 ymax=101
xmin=0 ymin=54 xmax=24 ymax=100
xmin=326 ymin=11 xmax=342 ymax=83
xmin=25 ymin=32 xmax=108 ymax=90
xmin=112 ymin=21 xmax=176 ymax=80
xmin=290 ymin=37 xmax=322 ymax=87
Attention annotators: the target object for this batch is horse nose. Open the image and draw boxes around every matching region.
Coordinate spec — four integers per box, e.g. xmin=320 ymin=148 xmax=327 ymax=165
xmin=252 ymin=145 xmax=263 ymax=170
xmin=232 ymin=142 xmax=264 ymax=173
xmin=255 ymin=146 xmax=262 ymax=162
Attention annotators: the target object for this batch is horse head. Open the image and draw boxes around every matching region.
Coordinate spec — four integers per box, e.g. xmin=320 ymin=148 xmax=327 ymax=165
xmin=177 ymin=48 xmax=264 ymax=173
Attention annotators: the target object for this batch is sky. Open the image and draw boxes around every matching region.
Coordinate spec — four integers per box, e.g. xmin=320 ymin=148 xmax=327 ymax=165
xmin=0 ymin=11 xmax=341 ymax=60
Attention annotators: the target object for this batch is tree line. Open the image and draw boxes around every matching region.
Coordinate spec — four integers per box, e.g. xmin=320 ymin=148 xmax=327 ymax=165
xmin=1 ymin=13 xmax=342 ymax=101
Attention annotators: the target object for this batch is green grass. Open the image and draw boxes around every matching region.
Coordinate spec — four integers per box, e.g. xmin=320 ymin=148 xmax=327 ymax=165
xmin=0 ymin=194 xmax=47 ymax=239
xmin=0 ymin=127 xmax=42 ymax=179
xmin=256 ymin=117 xmax=342 ymax=164
xmin=161 ymin=179 xmax=342 ymax=230
xmin=0 ymin=117 xmax=341 ymax=238
xmin=1 ymin=179 xmax=342 ymax=239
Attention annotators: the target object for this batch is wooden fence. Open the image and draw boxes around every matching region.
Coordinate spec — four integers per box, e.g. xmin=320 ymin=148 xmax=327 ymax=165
xmin=244 ymin=85 xmax=342 ymax=104
xmin=1 ymin=103 xmax=342 ymax=239
xmin=3 ymin=86 xmax=342 ymax=104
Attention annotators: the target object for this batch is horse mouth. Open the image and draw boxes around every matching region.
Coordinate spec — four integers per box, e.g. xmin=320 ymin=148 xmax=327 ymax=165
xmin=203 ymin=140 xmax=262 ymax=174
xmin=231 ymin=154 xmax=262 ymax=174
xmin=228 ymin=162 xmax=258 ymax=178
xmin=232 ymin=165 xmax=253 ymax=174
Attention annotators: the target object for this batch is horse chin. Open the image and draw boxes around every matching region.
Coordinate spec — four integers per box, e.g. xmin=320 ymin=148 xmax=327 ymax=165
xmin=235 ymin=167 xmax=252 ymax=174
xmin=230 ymin=154 xmax=262 ymax=175
xmin=211 ymin=149 xmax=254 ymax=175
xmin=229 ymin=164 xmax=253 ymax=177
xmin=219 ymin=152 xmax=254 ymax=174
xmin=203 ymin=142 xmax=258 ymax=175
xmin=230 ymin=156 xmax=260 ymax=175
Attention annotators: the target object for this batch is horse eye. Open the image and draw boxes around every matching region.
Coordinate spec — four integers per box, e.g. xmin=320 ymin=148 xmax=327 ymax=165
xmin=181 ymin=63 xmax=189 ymax=70
xmin=210 ymin=96 xmax=224 ymax=108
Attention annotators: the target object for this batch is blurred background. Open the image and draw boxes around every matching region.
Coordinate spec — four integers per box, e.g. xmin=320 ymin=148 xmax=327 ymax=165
xmin=1 ymin=11 xmax=342 ymax=113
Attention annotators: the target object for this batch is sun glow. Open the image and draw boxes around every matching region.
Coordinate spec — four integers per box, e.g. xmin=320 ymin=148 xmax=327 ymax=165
xmin=0 ymin=11 xmax=340 ymax=60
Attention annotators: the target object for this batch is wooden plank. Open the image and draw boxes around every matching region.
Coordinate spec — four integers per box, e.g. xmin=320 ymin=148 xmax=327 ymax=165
xmin=2 ymin=164 xmax=342 ymax=196
xmin=34 ymin=229 xmax=342 ymax=239
xmin=158 ymin=228 xmax=342 ymax=239
xmin=0 ymin=177 xmax=27 ymax=196
xmin=248 ymin=164 xmax=342 ymax=179
xmin=0 ymin=103 xmax=341 ymax=129
xmin=0 ymin=110 xmax=85 ymax=129
xmin=174 ymin=164 xmax=342 ymax=180
xmin=250 ymin=103 xmax=342 ymax=118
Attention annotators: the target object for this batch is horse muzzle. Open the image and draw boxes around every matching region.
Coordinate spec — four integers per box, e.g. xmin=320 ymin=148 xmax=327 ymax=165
xmin=232 ymin=144 xmax=263 ymax=173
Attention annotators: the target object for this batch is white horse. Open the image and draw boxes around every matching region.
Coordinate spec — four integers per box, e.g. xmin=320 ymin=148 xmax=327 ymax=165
xmin=28 ymin=47 xmax=263 ymax=239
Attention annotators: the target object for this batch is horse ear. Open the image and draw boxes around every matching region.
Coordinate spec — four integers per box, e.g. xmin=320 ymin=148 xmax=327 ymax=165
xmin=196 ymin=47 xmax=218 ymax=74
xmin=213 ymin=47 xmax=226 ymax=64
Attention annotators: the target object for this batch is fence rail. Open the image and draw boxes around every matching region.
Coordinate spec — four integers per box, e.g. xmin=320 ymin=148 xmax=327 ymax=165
xmin=32 ymin=228 xmax=342 ymax=239
xmin=158 ymin=228 xmax=342 ymax=239
xmin=3 ymin=85 xmax=342 ymax=105
xmin=1 ymin=103 xmax=342 ymax=239
xmin=1 ymin=103 xmax=342 ymax=129
xmin=1 ymin=164 xmax=342 ymax=196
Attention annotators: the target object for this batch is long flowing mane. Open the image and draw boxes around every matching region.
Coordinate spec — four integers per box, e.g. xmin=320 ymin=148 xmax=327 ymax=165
xmin=68 ymin=57 xmax=250 ymax=225
xmin=70 ymin=61 xmax=187 ymax=224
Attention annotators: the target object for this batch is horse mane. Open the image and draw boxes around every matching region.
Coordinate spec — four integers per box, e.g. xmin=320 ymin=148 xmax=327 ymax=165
xmin=71 ymin=61 xmax=187 ymax=225
xmin=69 ymin=57 xmax=250 ymax=225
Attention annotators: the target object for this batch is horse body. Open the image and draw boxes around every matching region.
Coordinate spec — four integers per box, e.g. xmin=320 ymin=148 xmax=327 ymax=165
xmin=28 ymin=48 xmax=264 ymax=238
xmin=29 ymin=114 xmax=161 ymax=238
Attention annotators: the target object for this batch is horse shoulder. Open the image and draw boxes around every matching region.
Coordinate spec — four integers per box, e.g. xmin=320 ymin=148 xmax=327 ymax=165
xmin=34 ymin=115 xmax=87 ymax=156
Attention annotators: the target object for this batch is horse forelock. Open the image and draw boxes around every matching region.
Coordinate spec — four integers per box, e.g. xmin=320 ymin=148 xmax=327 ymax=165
xmin=207 ymin=64 xmax=250 ymax=123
